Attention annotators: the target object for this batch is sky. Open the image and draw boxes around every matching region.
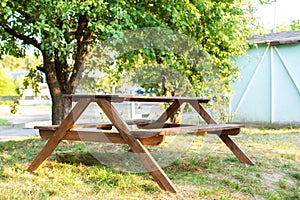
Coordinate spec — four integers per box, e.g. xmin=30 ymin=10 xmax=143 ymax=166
xmin=256 ymin=0 xmax=300 ymax=30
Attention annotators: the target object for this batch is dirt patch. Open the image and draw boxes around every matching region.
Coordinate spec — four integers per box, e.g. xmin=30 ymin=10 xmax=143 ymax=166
xmin=261 ymin=172 xmax=296 ymax=193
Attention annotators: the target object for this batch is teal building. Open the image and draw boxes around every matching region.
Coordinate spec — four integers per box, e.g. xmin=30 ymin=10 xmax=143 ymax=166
xmin=230 ymin=31 xmax=300 ymax=125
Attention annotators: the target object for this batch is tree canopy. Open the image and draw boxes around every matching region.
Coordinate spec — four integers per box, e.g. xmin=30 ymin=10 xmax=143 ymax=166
xmin=291 ymin=20 xmax=300 ymax=31
xmin=0 ymin=66 xmax=17 ymax=96
xmin=1 ymin=0 xmax=255 ymax=124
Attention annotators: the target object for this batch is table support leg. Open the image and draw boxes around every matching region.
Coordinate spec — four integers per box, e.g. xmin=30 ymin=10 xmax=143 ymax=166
xmin=96 ymin=99 xmax=177 ymax=193
xmin=189 ymin=101 xmax=217 ymax=124
xmin=142 ymin=100 xmax=182 ymax=129
xmin=219 ymin=135 xmax=254 ymax=165
xmin=27 ymin=98 xmax=91 ymax=172
xmin=156 ymin=100 xmax=181 ymax=123
xmin=190 ymin=101 xmax=254 ymax=165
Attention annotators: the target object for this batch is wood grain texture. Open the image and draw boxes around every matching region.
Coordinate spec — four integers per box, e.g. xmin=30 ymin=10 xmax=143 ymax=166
xmin=39 ymin=129 xmax=166 ymax=146
xmin=96 ymin=98 xmax=177 ymax=193
xmin=31 ymin=94 xmax=254 ymax=194
xmin=65 ymin=94 xmax=210 ymax=103
xmin=189 ymin=100 xmax=217 ymax=124
xmin=219 ymin=135 xmax=255 ymax=165
xmin=27 ymin=98 xmax=91 ymax=172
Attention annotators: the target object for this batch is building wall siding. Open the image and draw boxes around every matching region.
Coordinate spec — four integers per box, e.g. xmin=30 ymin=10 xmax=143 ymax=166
xmin=230 ymin=43 xmax=300 ymax=124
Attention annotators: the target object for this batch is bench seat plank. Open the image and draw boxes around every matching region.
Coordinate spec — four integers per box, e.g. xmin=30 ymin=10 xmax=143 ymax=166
xmin=94 ymin=120 xmax=243 ymax=135
xmin=131 ymin=124 xmax=243 ymax=136
xmin=35 ymin=123 xmax=243 ymax=146
xmin=38 ymin=129 xmax=165 ymax=146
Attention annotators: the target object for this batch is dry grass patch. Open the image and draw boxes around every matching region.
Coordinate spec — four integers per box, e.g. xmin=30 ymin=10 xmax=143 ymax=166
xmin=0 ymin=128 xmax=299 ymax=199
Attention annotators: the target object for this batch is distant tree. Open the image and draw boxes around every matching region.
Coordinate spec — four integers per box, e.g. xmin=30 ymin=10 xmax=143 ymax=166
xmin=291 ymin=19 xmax=300 ymax=31
xmin=254 ymin=19 xmax=300 ymax=34
xmin=0 ymin=67 xmax=17 ymax=96
xmin=258 ymin=0 xmax=276 ymax=4
xmin=275 ymin=23 xmax=291 ymax=33
xmin=1 ymin=0 xmax=255 ymax=124
xmin=0 ymin=55 xmax=42 ymax=72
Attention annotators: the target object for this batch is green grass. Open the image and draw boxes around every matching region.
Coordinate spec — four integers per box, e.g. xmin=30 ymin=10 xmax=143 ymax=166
xmin=0 ymin=119 xmax=10 ymax=125
xmin=0 ymin=128 xmax=299 ymax=199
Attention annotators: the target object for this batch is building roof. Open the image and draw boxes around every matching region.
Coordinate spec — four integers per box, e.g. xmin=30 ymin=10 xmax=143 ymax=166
xmin=248 ymin=31 xmax=300 ymax=45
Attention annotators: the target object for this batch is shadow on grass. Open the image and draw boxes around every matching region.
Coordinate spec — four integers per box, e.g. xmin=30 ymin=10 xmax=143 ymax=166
xmin=1 ymin=134 xmax=299 ymax=199
xmin=54 ymin=150 xmax=100 ymax=166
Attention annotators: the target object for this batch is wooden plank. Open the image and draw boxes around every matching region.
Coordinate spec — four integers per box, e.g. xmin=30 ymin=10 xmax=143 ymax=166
xmin=96 ymin=98 xmax=177 ymax=193
xmin=219 ymin=135 xmax=255 ymax=165
xmin=35 ymin=121 xmax=196 ymax=132
xmin=137 ymin=122 xmax=194 ymax=129
xmin=189 ymin=100 xmax=217 ymax=124
xmin=39 ymin=130 xmax=125 ymax=143
xmin=36 ymin=124 xmax=243 ymax=137
xmin=35 ymin=125 xmax=59 ymax=131
xmin=35 ymin=123 xmax=112 ymax=130
xmin=95 ymin=123 xmax=113 ymax=130
xmin=96 ymin=119 xmax=189 ymax=129
xmin=132 ymin=124 xmax=243 ymax=136
xmin=122 ymin=95 xmax=210 ymax=103
xmin=65 ymin=94 xmax=210 ymax=103
xmin=141 ymin=100 xmax=182 ymax=129
xmin=27 ymin=98 xmax=92 ymax=172
xmin=208 ymin=128 xmax=241 ymax=136
xmin=39 ymin=130 xmax=165 ymax=146
xmin=154 ymin=100 xmax=182 ymax=124
xmin=188 ymin=100 xmax=254 ymax=165
xmin=126 ymin=119 xmax=156 ymax=126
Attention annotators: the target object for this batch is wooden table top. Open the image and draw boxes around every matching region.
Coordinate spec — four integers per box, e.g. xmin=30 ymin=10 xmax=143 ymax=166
xmin=64 ymin=94 xmax=211 ymax=103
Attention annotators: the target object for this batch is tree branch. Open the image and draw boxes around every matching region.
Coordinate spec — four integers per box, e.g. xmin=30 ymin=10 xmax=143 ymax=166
xmin=68 ymin=14 xmax=93 ymax=93
xmin=0 ymin=22 xmax=41 ymax=50
xmin=6 ymin=1 xmax=35 ymax=23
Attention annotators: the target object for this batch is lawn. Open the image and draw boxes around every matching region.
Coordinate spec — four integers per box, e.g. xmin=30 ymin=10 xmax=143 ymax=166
xmin=0 ymin=119 xmax=10 ymax=125
xmin=0 ymin=128 xmax=299 ymax=199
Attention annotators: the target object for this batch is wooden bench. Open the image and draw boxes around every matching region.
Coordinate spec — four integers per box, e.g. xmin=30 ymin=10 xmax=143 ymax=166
xmin=35 ymin=123 xmax=243 ymax=146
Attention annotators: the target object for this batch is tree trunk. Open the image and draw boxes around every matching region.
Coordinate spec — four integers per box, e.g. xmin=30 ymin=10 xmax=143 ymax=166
xmin=40 ymin=14 xmax=91 ymax=124
xmin=51 ymin=94 xmax=72 ymax=125
xmin=51 ymin=93 xmax=64 ymax=125
xmin=161 ymin=72 xmax=183 ymax=124
xmin=169 ymin=91 xmax=183 ymax=124
xmin=42 ymin=53 xmax=73 ymax=125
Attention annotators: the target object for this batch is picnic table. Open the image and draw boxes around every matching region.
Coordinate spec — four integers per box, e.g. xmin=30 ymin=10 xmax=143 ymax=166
xmin=28 ymin=94 xmax=254 ymax=193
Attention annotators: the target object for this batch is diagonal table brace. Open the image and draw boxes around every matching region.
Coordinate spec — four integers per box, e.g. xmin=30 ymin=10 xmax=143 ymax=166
xmin=27 ymin=98 xmax=92 ymax=172
xmin=219 ymin=135 xmax=254 ymax=165
xmin=96 ymin=98 xmax=177 ymax=193
xmin=189 ymin=100 xmax=254 ymax=165
xmin=139 ymin=100 xmax=182 ymax=129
